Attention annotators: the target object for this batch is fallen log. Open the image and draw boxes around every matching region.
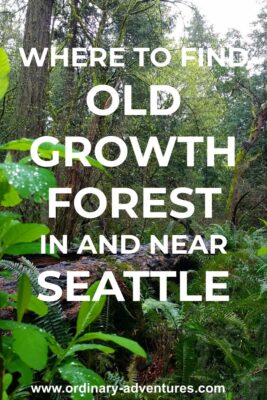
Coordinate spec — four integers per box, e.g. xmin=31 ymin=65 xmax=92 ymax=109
xmin=0 ymin=240 xmax=203 ymax=320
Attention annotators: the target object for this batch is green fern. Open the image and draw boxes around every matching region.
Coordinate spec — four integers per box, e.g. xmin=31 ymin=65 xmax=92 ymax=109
xmin=0 ymin=258 xmax=70 ymax=346
xmin=223 ymin=312 xmax=249 ymax=337
xmin=176 ymin=336 xmax=197 ymax=384
xmin=142 ymin=298 xmax=183 ymax=329
xmin=127 ymin=357 xmax=138 ymax=384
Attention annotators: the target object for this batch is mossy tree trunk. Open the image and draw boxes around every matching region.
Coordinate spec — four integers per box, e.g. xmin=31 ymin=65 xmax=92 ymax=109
xmin=15 ymin=0 xmax=54 ymax=137
xmin=226 ymin=105 xmax=267 ymax=224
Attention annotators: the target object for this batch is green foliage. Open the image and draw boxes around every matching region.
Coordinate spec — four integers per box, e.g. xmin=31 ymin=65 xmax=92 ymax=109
xmin=0 ymin=162 xmax=56 ymax=203
xmin=0 ymin=170 xmax=21 ymax=207
xmin=0 ymin=138 xmax=105 ymax=173
xmin=0 ymin=139 xmax=56 ymax=260
xmin=65 ymin=343 xmax=115 ymax=356
xmin=25 ymin=295 xmax=49 ymax=317
xmin=128 ymin=225 xmax=267 ymax=399
xmin=0 ymin=258 xmax=68 ymax=345
xmin=12 ymin=326 xmax=48 ymax=371
xmin=142 ymin=298 xmax=183 ymax=329
xmin=0 ymin=47 xmax=10 ymax=100
xmin=257 ymin=246 xmax=267 ymax=256
xmin=58 ymin=362 xmax=105 ymax=400
xmin=0 ymin=290 xmax=8 ymax=307
xmin=3 ymin=223 xmax=49 ymax=247
xmin=77 ymin=332 xmax=147 ymax=359
xmin=257 ymin=219 xmax=267 ymax=255
xmin=2 ymin=373 xmax=12 ymax=400
xmin=0 ymin=276 xmax=146 ymax=399
xmin=17 ymin=274 xmax=32 ymax=322
xmin=76 ymin=280 xmax=106 ymax=335
xmin=0 ymin=212 xmax=49 ymax=258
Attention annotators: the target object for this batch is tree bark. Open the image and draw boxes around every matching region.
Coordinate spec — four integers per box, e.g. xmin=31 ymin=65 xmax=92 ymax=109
xmin=15 ymin=0 xmax=54 ymax=137
xmin=226 ymin=105 xmax=267 ymax=223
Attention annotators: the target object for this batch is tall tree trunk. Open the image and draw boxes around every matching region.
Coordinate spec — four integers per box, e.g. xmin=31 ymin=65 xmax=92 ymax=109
xmin=226 ymin=105 xmax=267 ymax=224
xmin=53 ymin=0 xmax=79 ymax=237
xmin=14 ymin=0 xmax=53 ymax=223
xmin=55 ymin=1 xmax=124 ymax=239
xmin=15 ymin=0 xmax=53 ymax=137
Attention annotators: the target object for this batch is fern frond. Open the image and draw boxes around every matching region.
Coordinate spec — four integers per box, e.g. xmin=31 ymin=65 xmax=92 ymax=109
xmin=142 ymin=298 xmax=183 ymax=329
xmin=127 ymin=357 xmax=138 ymax=384
xmin=0 ymin=258 xmax=40 ymax=292
xmin=0 ymin=258 xmax=70 ymax=346
xmin=224 ymin=312 xmax=249 ymax=337
xmin=176 ymin=336 xmax=196 ymax=384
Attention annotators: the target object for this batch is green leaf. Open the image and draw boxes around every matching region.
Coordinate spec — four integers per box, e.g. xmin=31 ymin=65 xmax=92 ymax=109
xmin=0 ymin=216 xmax=20 ymax=246
xmin=17 ymin=274 xmax=32 ymax=322
xmin=0 ymin=271 xmax=12 ymax=278
xmin=257 ymin=247 xmax=267 ymax=256
xmin=78 ymin=332 xmax=147 ymax=358
xmin=76 ymin=281 xmax=106 ymax=335
xmin=5 ymin=152 xmax=13 ymax=163
xmin=0 ymin=163 xmax=56 ymax=202
xmin=0 ymin=138 xmax=32 ymax=151
xmin=0 ymin=171 xmax=21 ymax=207
xmin=13 ymin=326 xmax=48 ymax=371
xmin=3 ymin=373 xmax=12 ymax=391
xmin=0 ymin=138 xmax=106 ymax=173
xmin=19 ymin=156 xmax=32 ymax=164
xmin=0 ymin=290 xmax=8 ymax=307
xmin=7 ymin=356 xmax=33 ymax=386
xmin=59 ymin=361 xmax=104 ymax=400
xmin=0 ymin=172 xmax=9 ymax=198
xmin=27 ymin=295 xmax=48 ymax=317
xmin=0 ymin=184 xmax=22 ymax=207
xmin=65 ymin=344 xmax=115 ymax=358
xmin=0 ymin=48 xmax=10 ymax=100
xmin=0 ymin=212 xmax=20 ymax=233
xmin=9 ymin=293 xmax=48 ymax=317
xmin=0 ymin=320 xmax=26 ymax=330
xmin=4 ymin=242 xmax=54 ymax=256
xmin=0 ymin=319 xmax=63 ymax=359
xmin=45 ymin=335 xmax=65 ymax=357
xmin=257 ymin=263 xmax=267 ymax=273
xmin=2 ymin=223 xmax=49 ymax=247
xmin=0 ymin=211 xmax=21 ymax=221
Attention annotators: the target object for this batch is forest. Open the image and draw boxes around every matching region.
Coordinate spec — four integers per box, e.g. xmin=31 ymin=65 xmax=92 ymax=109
xmin=0 ymin=0 xmax=266 ymax=399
